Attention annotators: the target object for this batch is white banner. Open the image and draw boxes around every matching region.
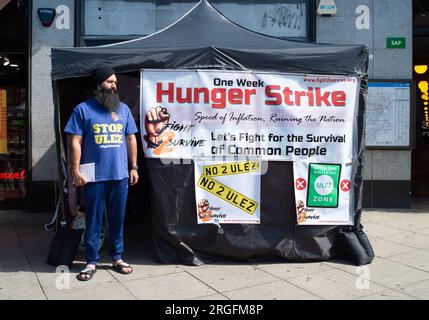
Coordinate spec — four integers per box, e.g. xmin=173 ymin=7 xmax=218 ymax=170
xmin=140 ymin=69 xmax=359 ymax=162
xmin=140 ymin=69 xmax=360 ymax=225
xmin=194 ymin=159 xmax=261 ymax=224
xmin=293 ymin=161 xmax=353 ymax=225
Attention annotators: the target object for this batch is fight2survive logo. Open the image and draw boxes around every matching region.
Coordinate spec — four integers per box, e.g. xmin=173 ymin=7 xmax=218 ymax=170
xmin=196 ymin=199 xmax=225 ymax=223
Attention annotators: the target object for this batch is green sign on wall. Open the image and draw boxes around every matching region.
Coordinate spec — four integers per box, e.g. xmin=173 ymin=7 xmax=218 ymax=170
xmin=386 ymin=37 xmax=406 ymax=49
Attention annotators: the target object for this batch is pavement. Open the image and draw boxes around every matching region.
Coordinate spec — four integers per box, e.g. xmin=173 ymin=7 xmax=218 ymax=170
xmin=1 ymin=202 xmax=429 ymax=300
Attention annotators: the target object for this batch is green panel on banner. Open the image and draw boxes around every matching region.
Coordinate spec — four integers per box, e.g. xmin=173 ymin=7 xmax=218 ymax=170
xmin=307 ymin=163 xmax=341 ymax=208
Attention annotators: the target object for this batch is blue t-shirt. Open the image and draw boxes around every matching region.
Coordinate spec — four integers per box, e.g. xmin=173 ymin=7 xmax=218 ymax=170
xmin=64 ymin=98 xmax=138 ymax=181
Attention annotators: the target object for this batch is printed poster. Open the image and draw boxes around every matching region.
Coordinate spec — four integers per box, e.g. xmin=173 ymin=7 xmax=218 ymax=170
xmin=293 ymin=161 xmax=353 ymax=225
xmin=194 ymin=159 xmax=261 ymax=224
xmin=0 ymin=90 xmax=7 ymax=154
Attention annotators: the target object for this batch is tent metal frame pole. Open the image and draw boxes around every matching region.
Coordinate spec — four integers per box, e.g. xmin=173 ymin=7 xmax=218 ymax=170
xmin=52 ymin=80 xmax=68 ymax=229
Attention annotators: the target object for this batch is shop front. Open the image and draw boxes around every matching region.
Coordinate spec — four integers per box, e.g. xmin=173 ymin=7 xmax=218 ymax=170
xmin=0 ymin=0 xmax=29 ymax=210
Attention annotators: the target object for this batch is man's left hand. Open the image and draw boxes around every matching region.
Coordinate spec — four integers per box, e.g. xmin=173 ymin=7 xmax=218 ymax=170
xmin=129 ymin=170 xmax=139 ymax=186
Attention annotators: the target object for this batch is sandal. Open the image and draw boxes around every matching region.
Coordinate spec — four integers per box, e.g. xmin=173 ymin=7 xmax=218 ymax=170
xmin=112 ymin=261 xmax=133 ymax=274
xmin=77 ymin=266 xmax=97 ymax=281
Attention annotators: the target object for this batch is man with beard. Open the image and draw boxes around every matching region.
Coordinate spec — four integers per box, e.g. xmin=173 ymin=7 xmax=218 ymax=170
xmin=64 ymin=66 xmax=138 ymax=281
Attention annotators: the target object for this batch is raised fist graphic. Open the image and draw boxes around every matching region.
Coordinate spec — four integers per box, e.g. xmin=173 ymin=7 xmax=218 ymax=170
xmin=296 ymin=200 xmax=307 ymax=223
xmin=197 ymin=199 xmax=211 ymax=220
xmin=144 ymin=106 xmax=170 ymax=147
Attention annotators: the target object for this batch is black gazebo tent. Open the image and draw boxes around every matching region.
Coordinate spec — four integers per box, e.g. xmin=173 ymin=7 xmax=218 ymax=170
xmin=51 ymin=0 xmax=373 ymax=265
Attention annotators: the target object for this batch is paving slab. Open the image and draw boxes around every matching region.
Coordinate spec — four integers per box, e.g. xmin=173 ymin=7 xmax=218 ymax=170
xmin=0 ymin=271 xmax=45 ymax=299
xmin=30 ymin=258 xmax=62 ymax=274
xmin=0 ymin=226 xmax=21 ymax=247
xmin=223 ymin=280 xmax=321 ymax=300
xmin=379 ymin=231 xmax=429 ymax=250
xmin=356 ymin=289 xmax=417 ymax=300
xmin=191 ymin=293 xmax=229 ymax=300
xmin=368 ymin=214 xmax=429 ymax=232
xmin=121 ymin=272 xmax=217 ymax=300
xmin=362 ymin=223 xmax=406 ymax=237
xmin=107 ymin=258 xmax=185 ymax=282
xmin=367 ymin=237 xmax=416 ymax=258
xmin=38 ymin=266 xmax=119 ymax=295
xmin=387 ymin=249 xmax=429 ymax=272
xmin=0 ymin=256 xmax=33 ymax=273
xmin=356 ymin=259 xmax=429 ymax=289
xmin=326 ymin=257 xmax=429 ymax=290
xmin=180 ymin=263 xmax=278 ymax=293
xmin=9 ymin=212 xmax=52 ymax=223
xmin=3 ymin=292 xmax=47 ymax=300
xmin=0 ymin=214 xmax=10 ymax=225
xmin=252 ymin=261 xmax=334 ymax=280
xmin=415 ymin=227 xmax=429 ymax=236
xmin=13 ymin=225 xmax=46 ymax=237
xmin=399 ymin=279 xmax=429 ymax=299
xmin=364 ymin=212 xmax=425 ymax=227
xmin=286 ymin=269 xmax=386 ymax=300
xmin=45 ymin=281 xmax=136 ymax=300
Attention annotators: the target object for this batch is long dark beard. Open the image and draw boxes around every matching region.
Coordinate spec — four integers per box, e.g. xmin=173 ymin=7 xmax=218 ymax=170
xmin=94 ymin=88 xmax=120 ymax=112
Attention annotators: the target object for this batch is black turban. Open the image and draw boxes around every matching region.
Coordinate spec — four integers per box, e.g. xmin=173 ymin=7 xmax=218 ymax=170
xmin=92 ymin=66 xmax=116 ymax=85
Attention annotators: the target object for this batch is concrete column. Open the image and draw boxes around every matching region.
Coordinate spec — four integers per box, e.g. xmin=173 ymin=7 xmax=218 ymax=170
xmin=30 ymin=0 xmax=74 ymax=210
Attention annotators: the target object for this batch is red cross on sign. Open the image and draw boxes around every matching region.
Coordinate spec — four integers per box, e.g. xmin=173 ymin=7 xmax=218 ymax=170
xmin=296 ymin=178 xmax=306 ymax=190
xmin=340 ymin=179 xmax=351 ymax=192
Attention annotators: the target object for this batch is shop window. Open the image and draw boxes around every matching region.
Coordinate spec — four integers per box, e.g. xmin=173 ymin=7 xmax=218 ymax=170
xmin=81 ymin=0 xmax=311 ymax=46
xmin=0 ymin=86 xmax=27 ymax=203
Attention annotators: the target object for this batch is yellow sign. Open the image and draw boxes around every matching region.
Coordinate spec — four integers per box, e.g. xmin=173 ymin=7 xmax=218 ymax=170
xmin=0 ymin=90 xmax=7 ymax=154
xmin=203 ymin=161 xmax=259 ymax=177
xmin=197 ymin=174 xmax=258 ymax=215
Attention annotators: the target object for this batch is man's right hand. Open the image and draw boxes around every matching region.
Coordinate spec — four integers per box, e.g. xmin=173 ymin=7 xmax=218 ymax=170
xmin=73 ymin=171 xmax=87 ymax=187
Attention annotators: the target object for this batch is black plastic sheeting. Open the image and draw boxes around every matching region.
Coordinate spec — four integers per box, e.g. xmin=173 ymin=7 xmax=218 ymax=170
xmin=146 ymin=159 xmax=346 ymax=265
xmin=51 ymin=0 xmax=373 ymax=265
